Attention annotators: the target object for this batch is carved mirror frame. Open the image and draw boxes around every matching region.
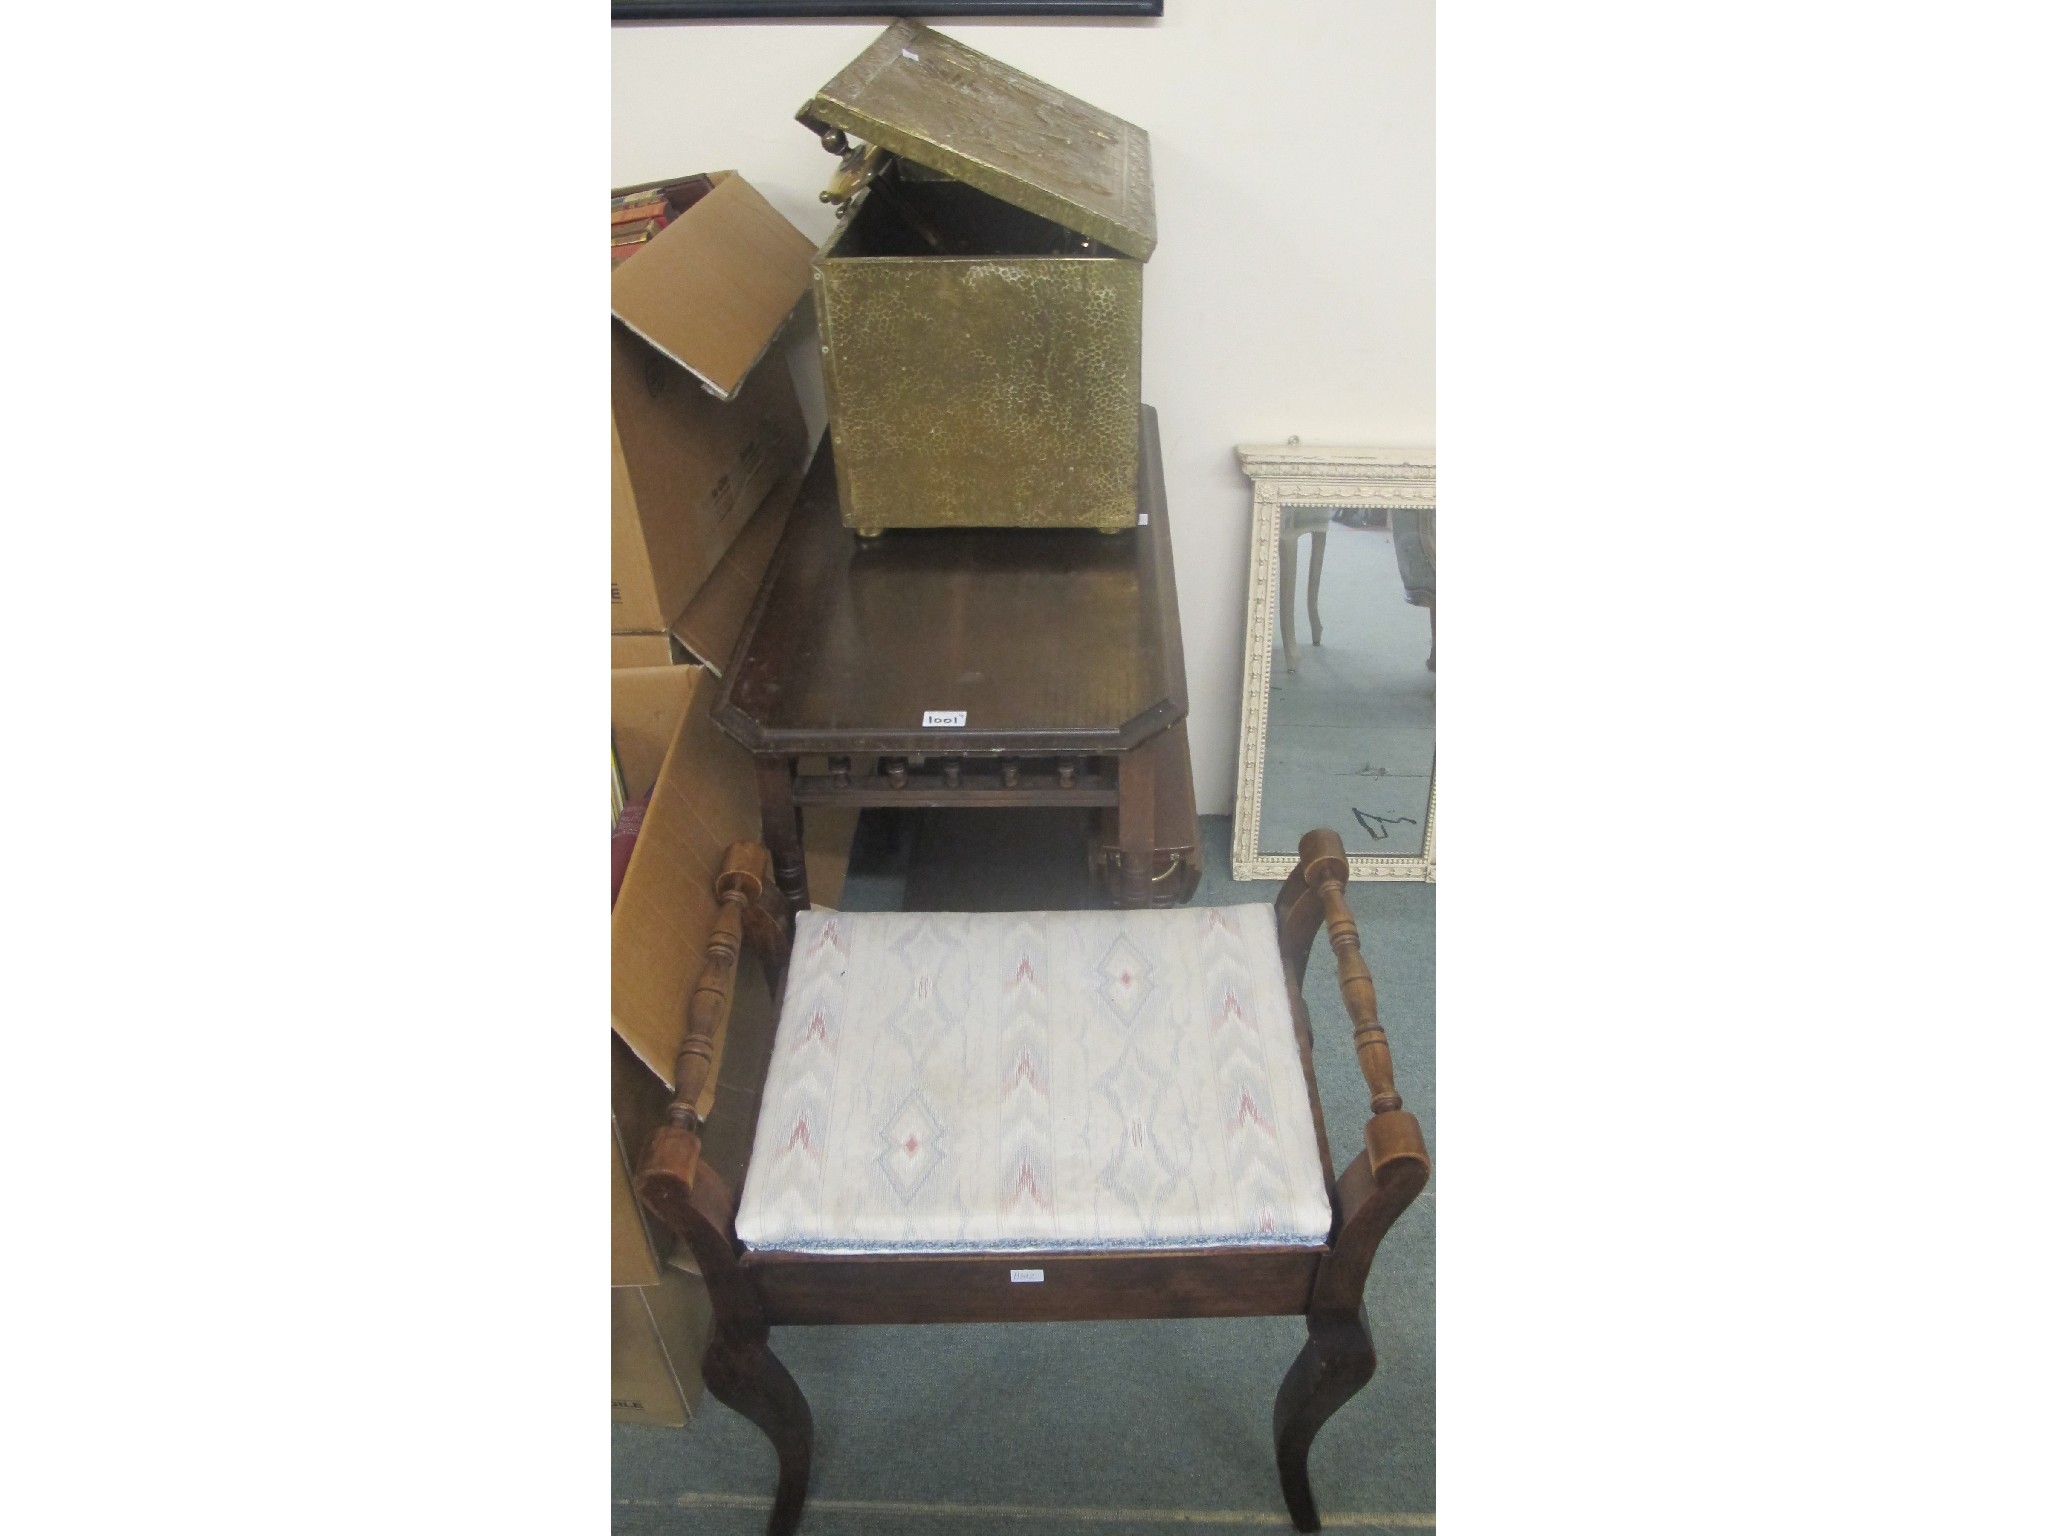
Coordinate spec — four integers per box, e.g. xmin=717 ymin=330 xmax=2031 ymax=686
xmin=1232 ymin=443 xmax=1437 ymax=882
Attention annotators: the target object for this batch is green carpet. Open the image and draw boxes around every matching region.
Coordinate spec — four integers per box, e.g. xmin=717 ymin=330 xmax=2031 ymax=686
xmin=614 ymin=815 xmax=1435 ymax=1535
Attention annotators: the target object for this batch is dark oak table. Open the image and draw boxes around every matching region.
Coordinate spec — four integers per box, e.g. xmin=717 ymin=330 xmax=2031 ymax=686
xmin=714 ymin=404 xmax=1189 ymax=910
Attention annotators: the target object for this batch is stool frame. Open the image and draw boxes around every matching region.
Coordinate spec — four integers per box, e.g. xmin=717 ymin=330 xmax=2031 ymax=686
xmin=634 ymin=828 xmax=1430 ymax=1534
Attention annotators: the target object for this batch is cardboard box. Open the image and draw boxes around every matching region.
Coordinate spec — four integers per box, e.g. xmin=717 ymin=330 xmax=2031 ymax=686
xmin=612 ymin=1124 xmax=662 ymax=1288
xmin=612 ymin=632 xmax=684 ymax=670
xmin=612 ymin=664 xmax=763 ymax=1091
xmin=670 ymin=459 xmax=805 ymax=673
xmin=612 ymin=664 xmax=703 ymax=804
xmin=612 ymin=1268 xmax=714 ymax=1426
xmin=612 ymin=668 xmax=858 ymax=1094
xmin=608 ymin=458 xmax=806 ymax=675
xmin=612 ymin=172 xmax=816 ymax=639
xmin=612 ymin=1030 xmax=671 ymax=1288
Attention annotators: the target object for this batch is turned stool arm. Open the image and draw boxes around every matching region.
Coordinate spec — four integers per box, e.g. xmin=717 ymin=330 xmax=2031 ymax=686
xmin=630 ymin=845 xmax=810 ymax=1525
xmin=1277 ymin=829 xmax=1433 ymax=1317
xmin=634 ymin=842 xmax=788 ymax=1262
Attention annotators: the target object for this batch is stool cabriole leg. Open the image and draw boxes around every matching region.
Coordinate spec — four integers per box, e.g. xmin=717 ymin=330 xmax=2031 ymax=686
xmin=1269 ymin=829 xmax=1432 ymax=1531
xmin=1274 ymin=1315 xmax=1377 ymax=1532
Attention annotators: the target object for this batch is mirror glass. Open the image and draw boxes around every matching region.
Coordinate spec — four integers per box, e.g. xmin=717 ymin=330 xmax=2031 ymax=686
xmin=1258 ymin=504 xmax=1435 ymax=860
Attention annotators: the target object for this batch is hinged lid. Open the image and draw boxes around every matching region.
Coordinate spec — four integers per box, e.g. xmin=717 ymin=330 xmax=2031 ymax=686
xmin=797 ymin=19 xmax=1156 ymax=261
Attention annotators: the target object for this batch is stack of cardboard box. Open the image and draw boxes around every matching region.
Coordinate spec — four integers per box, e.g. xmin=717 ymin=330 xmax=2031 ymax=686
xmin=609 ymin=174 xmax=853 ymax=1425
xmin=610 ymin=171 xmax=816 ymax=674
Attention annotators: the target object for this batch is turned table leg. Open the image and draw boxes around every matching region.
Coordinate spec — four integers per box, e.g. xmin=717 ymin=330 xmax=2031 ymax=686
xmin=754 ymin=756 xmax=810 ymax=912
xmin=1116 ymin=745 xmax=1157 ymax=910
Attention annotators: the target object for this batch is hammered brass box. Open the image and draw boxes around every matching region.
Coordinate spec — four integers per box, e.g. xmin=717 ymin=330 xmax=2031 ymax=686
xmin=800 ymin=20 xmax=1157 ymax=534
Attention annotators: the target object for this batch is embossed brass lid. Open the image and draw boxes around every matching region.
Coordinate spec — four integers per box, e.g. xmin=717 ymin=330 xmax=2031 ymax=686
xmin=797 ymin=19 xmax=1156 ymax=261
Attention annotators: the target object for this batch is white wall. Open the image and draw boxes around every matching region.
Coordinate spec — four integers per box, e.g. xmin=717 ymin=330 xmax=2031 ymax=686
xmin=614 ymin=0 xmax=1434 ymax=814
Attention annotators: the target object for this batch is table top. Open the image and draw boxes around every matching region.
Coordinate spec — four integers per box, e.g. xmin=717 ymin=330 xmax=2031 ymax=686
xmin=716 ymin=404 xmax=1185 ymax=756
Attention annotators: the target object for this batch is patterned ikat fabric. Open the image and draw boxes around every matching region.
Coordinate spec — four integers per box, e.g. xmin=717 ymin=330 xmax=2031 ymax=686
xmin=735 ymin=904 xmax=1333 ymax=1255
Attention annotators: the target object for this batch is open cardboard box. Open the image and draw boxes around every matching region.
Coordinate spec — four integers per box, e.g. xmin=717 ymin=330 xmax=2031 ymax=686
xmin=612 ymin=1267 xmax=715 ymax=1427
xmin=612 ymin=663 xmax=854 ymax=1092
xmin=609 ymin=451 xmax=807 ymax=674
xmin=611 ymin=171 xmax=817 ymax=647
xmin=612 ymin=1028 xmax=708 ymax=1425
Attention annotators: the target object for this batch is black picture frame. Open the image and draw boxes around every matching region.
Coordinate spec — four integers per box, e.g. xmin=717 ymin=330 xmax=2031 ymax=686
xmin=614 ymin=2 xmax=1162 ymax=20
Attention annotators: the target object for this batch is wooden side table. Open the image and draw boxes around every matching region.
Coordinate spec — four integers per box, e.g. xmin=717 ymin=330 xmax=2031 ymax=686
xmin=714 ymin=405 xmax=1190 ymax=911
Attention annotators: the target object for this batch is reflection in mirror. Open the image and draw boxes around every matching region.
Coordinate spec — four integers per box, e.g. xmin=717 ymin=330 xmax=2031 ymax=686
xmin=1233 ymin=446 xmax=1436 ymax=881
xmin=1265 ymin=504 xmax=1434 ymax=856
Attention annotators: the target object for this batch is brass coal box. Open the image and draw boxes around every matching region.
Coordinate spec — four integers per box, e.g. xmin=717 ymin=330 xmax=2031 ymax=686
xmin=799 ymin=20 xmax=1157 ymax=534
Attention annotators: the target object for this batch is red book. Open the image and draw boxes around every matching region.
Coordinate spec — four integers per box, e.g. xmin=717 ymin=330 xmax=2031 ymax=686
xmin=611 ymin=790 xmax=652 ymax=906
xmin=611 ymin=214 xmax=667 ymax=243
xmin=611 ymin=192 xmax=667 ymax=225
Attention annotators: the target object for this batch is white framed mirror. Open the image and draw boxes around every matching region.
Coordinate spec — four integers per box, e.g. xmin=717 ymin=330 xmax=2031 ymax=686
xmin=1232 ymin=443 xmax=1436 ymax=881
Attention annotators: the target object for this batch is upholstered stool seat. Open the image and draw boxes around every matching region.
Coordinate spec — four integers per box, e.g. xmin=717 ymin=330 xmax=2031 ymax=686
xmin=636 ymin=833 xmax=1429 ymax=1535
xmin=735 ymin=904 xmax=1333 ymax=1256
